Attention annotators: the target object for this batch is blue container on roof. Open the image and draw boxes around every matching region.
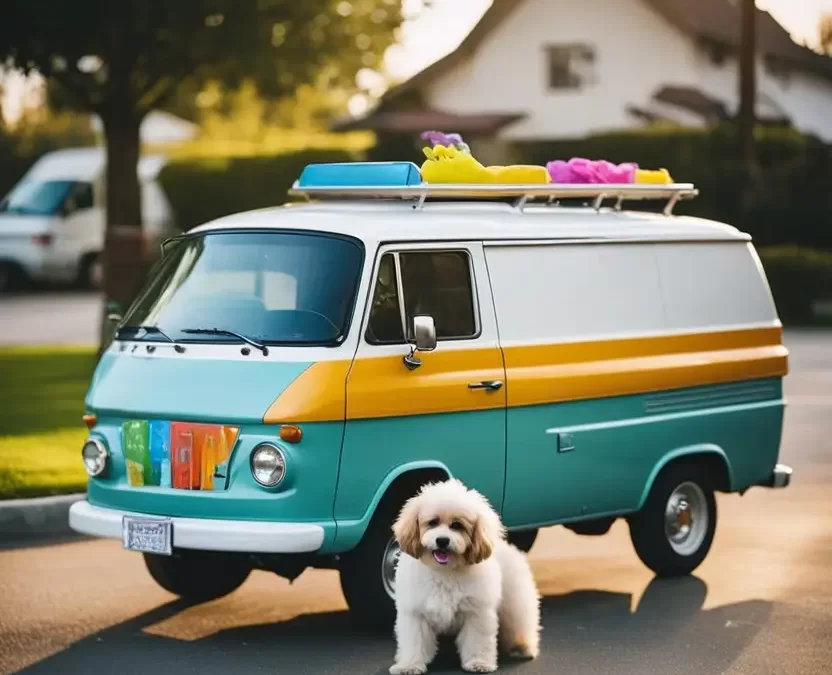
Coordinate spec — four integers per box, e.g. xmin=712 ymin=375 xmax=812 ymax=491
xmin=296 ymin=161 xmax=422 ymax=188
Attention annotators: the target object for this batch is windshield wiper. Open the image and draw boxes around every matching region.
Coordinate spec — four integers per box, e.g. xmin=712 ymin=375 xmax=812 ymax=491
xmin=181 ymin=327 xmax=269 ymax=356
xmin=116 ymin=325 xmax=185 ymax=352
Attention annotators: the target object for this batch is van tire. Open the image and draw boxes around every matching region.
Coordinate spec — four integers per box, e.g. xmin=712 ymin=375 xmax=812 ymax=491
xmin=628 ymin=463 xmax=717 ymax=577
xmin=0 ymin=262 xmax=27 ymax=293
xmin=339 ymin=504 xmax=401 ymax=632
xmin=76 ymin=253 xmax=101 ymax=290
xmin=507 ymin=528 xmax=539 ymax=553
xmin=144 ymin=551 xmax=250 ymax=601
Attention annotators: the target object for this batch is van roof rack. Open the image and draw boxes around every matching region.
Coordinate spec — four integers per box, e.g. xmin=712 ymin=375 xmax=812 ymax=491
xmin=288 ymin=162 xmax=698 ymax=215
xmin=289 ymin=183 xmax=698 ymax=216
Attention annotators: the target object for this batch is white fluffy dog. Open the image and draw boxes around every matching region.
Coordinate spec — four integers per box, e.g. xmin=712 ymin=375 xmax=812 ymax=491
xmin=390 ymin=479 xmax=541 ymax=674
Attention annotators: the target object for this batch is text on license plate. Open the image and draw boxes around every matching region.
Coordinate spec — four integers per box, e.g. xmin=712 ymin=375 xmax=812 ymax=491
xmin=122 ymin=515 xmax=173 ymax=556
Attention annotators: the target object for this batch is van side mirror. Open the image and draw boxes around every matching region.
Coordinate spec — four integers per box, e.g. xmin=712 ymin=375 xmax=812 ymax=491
xmin=403 ymin=315 xmax=437 ymax=371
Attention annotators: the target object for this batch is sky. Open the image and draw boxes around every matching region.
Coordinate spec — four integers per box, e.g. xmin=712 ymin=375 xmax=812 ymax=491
xmin=3 ymin=0 xmax=832 ymax=124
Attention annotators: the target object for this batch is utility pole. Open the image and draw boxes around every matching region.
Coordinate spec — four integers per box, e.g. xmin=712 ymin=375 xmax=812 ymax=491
xmin=739 ymin=0 xmax=757 ymax=169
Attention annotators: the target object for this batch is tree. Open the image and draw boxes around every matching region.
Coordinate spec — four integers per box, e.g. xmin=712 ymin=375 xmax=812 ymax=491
xmin=0 ymin=0 xmax=402 ymax=312
xmin=738 ymin=0 xmax=757 ymax=170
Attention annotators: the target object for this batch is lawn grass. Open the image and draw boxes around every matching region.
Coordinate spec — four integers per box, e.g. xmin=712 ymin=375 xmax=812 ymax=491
xmin=0 ymin=346 xmax=97 ymax=499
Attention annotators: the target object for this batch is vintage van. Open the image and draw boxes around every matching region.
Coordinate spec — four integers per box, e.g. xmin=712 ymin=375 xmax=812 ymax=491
xmin=0 ymin=147 xmax=175 ymax=291
xmin=69 ymin=161 xmax=791 ymax=628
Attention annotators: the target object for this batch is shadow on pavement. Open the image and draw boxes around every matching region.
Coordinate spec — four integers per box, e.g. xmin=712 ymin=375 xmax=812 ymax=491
xmin=19 ymin=576 xmax=772 ymax=675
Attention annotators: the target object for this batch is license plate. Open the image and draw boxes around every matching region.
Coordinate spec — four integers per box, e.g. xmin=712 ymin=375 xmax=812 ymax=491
xmin=122 ymin=515 xmax=173 ymax=555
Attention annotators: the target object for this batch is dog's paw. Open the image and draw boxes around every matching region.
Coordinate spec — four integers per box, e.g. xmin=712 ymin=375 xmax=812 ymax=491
xmin=389 ymin=663 xmax=427 ymax=675
xmin=508 ymin=643 xmax=539 ymax=660
xmin=462 ymin=659 xmax=498 ymax=673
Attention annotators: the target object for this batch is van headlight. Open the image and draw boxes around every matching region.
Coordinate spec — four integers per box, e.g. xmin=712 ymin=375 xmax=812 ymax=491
xmin=82 ymin=437 xmax=108 ymax=477
xmin=250 ymin=443 xmax=286 ymax=487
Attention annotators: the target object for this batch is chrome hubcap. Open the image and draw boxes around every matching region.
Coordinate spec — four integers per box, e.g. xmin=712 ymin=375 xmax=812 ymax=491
xmin=664 ymin=481 xmax=708 ymax=555
xmin=381 ymin=536 xmax=401 ymax=599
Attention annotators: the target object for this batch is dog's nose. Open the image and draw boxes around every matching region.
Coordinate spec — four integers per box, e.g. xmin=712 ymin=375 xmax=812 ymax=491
xmin=436 ymin=536 xmax=450 ymax=549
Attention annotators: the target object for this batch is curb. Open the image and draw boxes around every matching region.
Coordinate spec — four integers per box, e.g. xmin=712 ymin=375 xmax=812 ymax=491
xmin=0 ymin=493 xmax=85 ymax=542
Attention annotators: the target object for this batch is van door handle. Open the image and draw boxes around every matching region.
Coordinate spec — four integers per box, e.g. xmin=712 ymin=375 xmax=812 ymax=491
xmin=468 ymin=380 xmax=503 ymax=392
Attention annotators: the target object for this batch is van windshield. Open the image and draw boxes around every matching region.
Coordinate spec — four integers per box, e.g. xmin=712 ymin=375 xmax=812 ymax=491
xmin=119 ymin=231 xmax=365 ymax=346
xmin=0 ymin=180 xmax=75 ymax=216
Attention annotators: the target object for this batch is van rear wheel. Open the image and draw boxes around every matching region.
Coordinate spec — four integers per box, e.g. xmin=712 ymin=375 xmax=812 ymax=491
xmin=144 ymin=551 xmax=250 ymax=602
xmin=628 ymin=463 xmax=717 ymax=577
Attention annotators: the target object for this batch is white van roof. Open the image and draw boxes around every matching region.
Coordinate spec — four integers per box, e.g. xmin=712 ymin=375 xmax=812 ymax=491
xmin=191 ymin=200 xmax=748 ymax=245
xmin=22 ymin=147 xmax=168 ymax=183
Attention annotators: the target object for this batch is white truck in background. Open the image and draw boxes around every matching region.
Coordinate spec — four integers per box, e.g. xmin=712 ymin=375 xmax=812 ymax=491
xmin=0 ymin=147 xmax=176 ymax=292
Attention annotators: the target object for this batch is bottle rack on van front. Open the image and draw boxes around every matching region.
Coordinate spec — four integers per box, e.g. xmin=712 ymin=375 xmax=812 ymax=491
xmin=288 ymin=182 xmax=698 ymax=216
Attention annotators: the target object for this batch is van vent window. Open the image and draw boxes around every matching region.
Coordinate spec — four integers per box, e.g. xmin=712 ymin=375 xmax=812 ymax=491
xmin=366 ymin=250 xmax=477 ymax=344
xmin=366 ymin=253 xmax=405 ymax=344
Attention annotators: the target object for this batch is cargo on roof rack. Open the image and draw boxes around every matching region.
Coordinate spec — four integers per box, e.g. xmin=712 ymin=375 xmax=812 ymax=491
xmin=288 ymin=161 xmax=698 ymax=216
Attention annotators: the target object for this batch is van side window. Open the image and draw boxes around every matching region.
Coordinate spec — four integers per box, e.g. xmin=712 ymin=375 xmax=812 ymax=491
xmin=73 ymin=182 xmax=94 ymax=210
xmin=400 ymin=251 xmax=476 ymax=340
xmin=365 ymin=250 xmax=477 ymax=344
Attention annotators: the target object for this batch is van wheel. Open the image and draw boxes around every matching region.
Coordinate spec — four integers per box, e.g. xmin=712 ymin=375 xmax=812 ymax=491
xmin=507 ymin=528 xmax=539 ymax=553
xmin=628 ymin=463 xmax=717 ymax=577
xmin=144 ymin=551 xmax=250 ymax=602
xmin=0 ymin=262 xmax=27 ymax=293
xmin=76 ymin=253 xmax=101 ymax=290
xmin=339 ymin=504 xmax=401 ymax=632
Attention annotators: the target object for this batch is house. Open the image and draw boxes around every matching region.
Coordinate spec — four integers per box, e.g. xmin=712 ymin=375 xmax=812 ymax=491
xmin=335 ymin=0 xmax=832 ymax=148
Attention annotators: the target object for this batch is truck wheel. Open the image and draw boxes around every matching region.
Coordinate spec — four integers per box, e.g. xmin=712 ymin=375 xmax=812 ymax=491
xmin=339 ymin=504 xmax=401 ymax=632
xmin=507 ymin=528 xmax=539 ymax=553
xmin=144 ymin=551 xmax=250 ymax=602
xmin=628 ymin=463 xmax=717 ymax=577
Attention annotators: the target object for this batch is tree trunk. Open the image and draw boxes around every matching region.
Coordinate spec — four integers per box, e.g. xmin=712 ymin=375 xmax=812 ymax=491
xmin=739 ymin=0 xmax=757 ymax=169
xmin=98 ymin=109 xmax=147 ymax=351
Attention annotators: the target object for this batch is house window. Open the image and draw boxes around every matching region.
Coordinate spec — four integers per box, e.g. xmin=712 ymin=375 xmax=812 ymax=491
xmin=545 ymin=44 xmax=595 ymax=90
xmin=365 ymin=250 xmax=478 ymax=344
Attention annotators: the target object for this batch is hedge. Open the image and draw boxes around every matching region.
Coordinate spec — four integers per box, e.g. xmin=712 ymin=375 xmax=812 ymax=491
xmin=508 ymin=125 xmax=832 ymax=251
xmin=158 ymin=149 xmax=358 ymax=231
xmin=365 ymin=126 xmax=832 ymax=251
xmin=758 ymin=246 xmax=832 ymax=325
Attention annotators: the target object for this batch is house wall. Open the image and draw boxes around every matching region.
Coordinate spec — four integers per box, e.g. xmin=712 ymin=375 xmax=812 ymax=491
xmin=424 ymin=0 xmax=832 ymax=142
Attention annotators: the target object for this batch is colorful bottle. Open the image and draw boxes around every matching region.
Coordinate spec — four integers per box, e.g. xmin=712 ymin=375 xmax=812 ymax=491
xmin=122 ymin=420 xmax=150 ymax=487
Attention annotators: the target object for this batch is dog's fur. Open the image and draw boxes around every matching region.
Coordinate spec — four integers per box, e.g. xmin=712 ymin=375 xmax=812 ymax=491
xmin=390 ymin=479 xmax=541 ymax=674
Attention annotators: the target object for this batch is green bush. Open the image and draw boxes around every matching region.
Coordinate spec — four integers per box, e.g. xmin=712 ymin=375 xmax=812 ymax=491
xmin=758 ymin=246 xmax=832 ymax=325
xmin=505 ymin=125 xmax=832 ymax=250
xmin=158 ymin=148 xmax=359 ymax=231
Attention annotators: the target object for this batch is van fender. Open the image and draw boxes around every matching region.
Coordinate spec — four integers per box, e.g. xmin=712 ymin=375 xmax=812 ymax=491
xmin=637 ymin=444 xmax=734 ymax=510
xmin=333 ymin=460 xmax=452 ymax=552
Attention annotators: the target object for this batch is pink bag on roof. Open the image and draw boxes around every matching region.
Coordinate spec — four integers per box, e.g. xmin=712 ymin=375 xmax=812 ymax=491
xmin=546 ymin=158 xmax=637 ymax=184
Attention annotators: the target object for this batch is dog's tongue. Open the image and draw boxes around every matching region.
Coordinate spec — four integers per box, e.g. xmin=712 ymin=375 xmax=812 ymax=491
xmin=433 ymin=550 xmax=450 ymax=565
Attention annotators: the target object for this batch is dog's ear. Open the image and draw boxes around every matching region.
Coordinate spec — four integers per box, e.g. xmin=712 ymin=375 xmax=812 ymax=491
xmin=465 ymin=517 xmax=494 ymax=565
xmin=393 ymin=495 xmax=424 ymax=559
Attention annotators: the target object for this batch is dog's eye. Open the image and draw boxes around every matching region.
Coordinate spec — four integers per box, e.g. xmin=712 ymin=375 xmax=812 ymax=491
xmin=427 ymin=518 xmax=440 ymax=528
xmin=449 ymin=520 xmax=464 ymax=531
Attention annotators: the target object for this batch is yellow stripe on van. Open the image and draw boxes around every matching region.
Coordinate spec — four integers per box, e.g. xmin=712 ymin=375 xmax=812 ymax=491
xmin=263 ymin=326 xmax=788 ymax=423
xmin=264 ymin=360 xmax=351 ymax=424
xmin=503 ymin=326 xmax=788 ymax=408
xmin=345 ymin=348 xmax=507 ymax=420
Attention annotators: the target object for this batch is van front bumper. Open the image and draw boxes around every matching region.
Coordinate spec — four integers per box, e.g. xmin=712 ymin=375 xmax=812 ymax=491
xmin=68 ymin=500 xmax=325 ymax=553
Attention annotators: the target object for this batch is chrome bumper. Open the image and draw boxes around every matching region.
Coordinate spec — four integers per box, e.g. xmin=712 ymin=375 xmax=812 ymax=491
xmin=758 ymin=463 xmax=792 ymax=489
xmin=68 ymin=500 xmax=325 ymax=553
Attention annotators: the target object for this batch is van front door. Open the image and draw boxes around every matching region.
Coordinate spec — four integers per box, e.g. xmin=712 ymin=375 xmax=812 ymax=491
xmin=335 ymin=243 xmax=507 ymax=530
